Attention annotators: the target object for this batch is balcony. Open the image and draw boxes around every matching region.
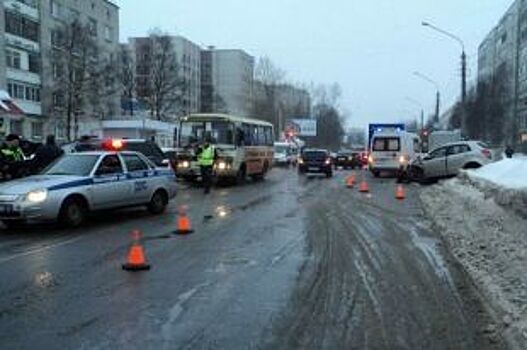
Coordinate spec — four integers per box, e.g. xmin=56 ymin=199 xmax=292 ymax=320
xmin=3 ymin=0 xmax=39 ymax=21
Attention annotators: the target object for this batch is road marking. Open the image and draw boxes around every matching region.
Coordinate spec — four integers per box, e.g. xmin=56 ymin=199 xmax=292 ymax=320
xmin=0 ymin=236 xmax=84 ymax=265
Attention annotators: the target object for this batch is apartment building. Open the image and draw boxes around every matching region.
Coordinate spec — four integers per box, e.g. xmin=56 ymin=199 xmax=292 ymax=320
xmin=478 ymin=0 xmax=527 ymax=146
xmin=201 ymin=48 xmax=254 ymax=117
xmin=128 ymin=35 xmax=201 ymax=119
xmin=0 ymin=0 xmax=119 ymax=141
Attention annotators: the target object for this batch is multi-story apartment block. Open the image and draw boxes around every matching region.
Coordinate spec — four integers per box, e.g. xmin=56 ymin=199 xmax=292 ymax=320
xmin=478 ymin=0 xmax=527 ymax=146
xmin=0 ymin=0 xmax=119 ymax=141
xmin=128 ymin=35 xmax=201 ymax=119
xmin=201 ymin=48 xmax=254 ymax=117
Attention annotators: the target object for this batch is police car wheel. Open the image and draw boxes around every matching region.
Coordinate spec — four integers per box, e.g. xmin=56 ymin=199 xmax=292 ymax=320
xmin=148 ymin=190 xmax=167 ymax=215
xmin=59 ymin=198 xmax=87 ymax=227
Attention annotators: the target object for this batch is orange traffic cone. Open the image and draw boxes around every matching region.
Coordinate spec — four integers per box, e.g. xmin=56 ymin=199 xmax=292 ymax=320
xmin=174 ymin=207 xmax=194 ymax=235
xmin=395 ymin=184 xmax=405 ymax=200
xmin=359 ymin=180 xmax=369 ymax=193
xmin=346 ymin=174 xmax=355 ymax=188
xmin=122 ymin=230 xmax=150 ymax=271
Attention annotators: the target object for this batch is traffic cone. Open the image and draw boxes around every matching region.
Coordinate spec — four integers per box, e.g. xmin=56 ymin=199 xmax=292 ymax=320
xmin=395 ymin=184 xmax=405 ymax=200
xmin=174 ymin=206 xmax=194 ymax=235
xmin=359 ymin=180 xmax=369 ymax=193
xmin=346 ymin=174 xmax=355 ymax=188
xmin=122 ymin=230 xmax=150 ymax=271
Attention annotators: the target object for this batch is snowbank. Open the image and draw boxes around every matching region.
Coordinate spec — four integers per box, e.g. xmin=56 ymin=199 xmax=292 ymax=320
xmin=421 ymin=179 xmax=527 ymax=349
xmin=467 ymin=158 xmax=527 ymax=190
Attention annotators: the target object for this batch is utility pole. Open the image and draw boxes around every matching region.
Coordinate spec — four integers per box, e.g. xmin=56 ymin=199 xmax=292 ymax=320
xmin=461 ymin=51 xmax=467 ymax=104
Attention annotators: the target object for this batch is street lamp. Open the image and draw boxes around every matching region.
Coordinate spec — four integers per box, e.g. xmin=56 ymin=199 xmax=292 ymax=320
xmin=413 ymin=71 xmax=440 ymax=125
xmin=422 ymin=21 xmax=466 ymax=104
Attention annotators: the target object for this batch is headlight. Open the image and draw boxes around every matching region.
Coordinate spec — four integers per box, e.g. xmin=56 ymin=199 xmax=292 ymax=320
xmin=399 ymin=155 xmax=407 ymax=164
xmin=179 ymin=161 xmax=190 ymax=168
xmin=26 ymin=189 xmax=48 ymax=203
xmin=217 ymin=162 xmax=227 ymax=170
xmin=298 ymin=158 xmax=304 ymax=165
xmin=368 ymin=155 xmax=374 ymax=163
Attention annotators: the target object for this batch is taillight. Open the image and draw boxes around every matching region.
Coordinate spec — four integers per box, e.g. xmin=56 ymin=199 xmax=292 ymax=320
xmin=481 ymin=149 xmax=492 ymax=159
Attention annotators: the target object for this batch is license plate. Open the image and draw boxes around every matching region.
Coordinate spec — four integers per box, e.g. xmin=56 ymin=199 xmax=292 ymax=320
xmin=0 ymin=204 xmax=13 ymax=215
xmin=308 ymin=167 xmax=319 ymax=171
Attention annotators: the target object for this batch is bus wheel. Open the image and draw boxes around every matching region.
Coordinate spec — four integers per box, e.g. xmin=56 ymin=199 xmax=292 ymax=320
xmin=236 ymin=165 xmax=247 ymax=185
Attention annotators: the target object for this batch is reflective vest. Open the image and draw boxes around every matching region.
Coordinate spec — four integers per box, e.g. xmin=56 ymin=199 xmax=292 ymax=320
xmin=1 ymin=147 xmax=24 ymax=162
xmin=198 ymin=145 xmax=214 ymax=166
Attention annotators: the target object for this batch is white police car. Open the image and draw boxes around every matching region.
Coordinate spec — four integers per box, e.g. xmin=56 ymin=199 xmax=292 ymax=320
xmin=0 ymin=150 xmax=177 ymax=228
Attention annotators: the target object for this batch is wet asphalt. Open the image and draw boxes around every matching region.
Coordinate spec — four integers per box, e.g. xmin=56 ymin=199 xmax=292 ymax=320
xmin=0 ymin=168 xmax=505 ymax=350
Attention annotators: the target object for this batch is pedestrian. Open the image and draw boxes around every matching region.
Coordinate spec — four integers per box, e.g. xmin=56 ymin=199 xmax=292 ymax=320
xmin=505 ymin=145 xmax=514 ymax=159
xmin=0 ymin=134 xmax=26 ymax=180
xmin=31 ymin=135 xmax=64 ymax=173
xmin=197 ymin=137 xmax=216 ymax=194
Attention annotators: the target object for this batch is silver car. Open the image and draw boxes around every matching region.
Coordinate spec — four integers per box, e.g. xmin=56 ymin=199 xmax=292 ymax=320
xmin=410 ymin=141 xmax=493 ymax=181
xmin=0 ymin=151 xmax=177 ymax=228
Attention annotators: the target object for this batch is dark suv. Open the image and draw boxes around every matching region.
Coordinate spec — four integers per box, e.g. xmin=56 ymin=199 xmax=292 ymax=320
xmin=334 ymin=151 xmax=361 ymax=169
xmin=298 ymin=149 xmax=333 ymax=177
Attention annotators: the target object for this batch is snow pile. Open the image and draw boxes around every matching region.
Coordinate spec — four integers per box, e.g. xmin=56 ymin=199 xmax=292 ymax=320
xmin=467 ymin=158 xmax=527 ymax=189
xmin=421 ymin=179 xmax=527 ymax=349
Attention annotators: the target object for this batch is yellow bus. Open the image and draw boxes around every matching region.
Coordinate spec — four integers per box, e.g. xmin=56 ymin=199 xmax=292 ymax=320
xmin=174 ymin=114 xmax=274 ymax=183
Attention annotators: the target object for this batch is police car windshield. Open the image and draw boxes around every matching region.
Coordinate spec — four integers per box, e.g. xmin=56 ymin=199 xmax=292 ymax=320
xmin=179 ymin=121 xmax=234 ymax=146
xmin=45 ymin=154 xmax=100 ymax=176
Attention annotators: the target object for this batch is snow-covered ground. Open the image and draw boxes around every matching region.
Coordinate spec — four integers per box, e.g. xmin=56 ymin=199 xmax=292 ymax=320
xmin=421 ymin=178 xmax=527 ymax=349
xmin=466 ymin=158 xmax=527 ymax=190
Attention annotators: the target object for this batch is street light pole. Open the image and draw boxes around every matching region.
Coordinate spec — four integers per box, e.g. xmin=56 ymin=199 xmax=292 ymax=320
xmin=413 ymin=71 xmax=441 ymax=125
xmin=422 ymin=22 xmax=466 ymax=103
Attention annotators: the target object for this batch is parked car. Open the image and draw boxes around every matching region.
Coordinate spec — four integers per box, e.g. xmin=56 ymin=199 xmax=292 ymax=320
xmin=63 ymin=138 xmax=169 ymax=169
xmin=298 ymin=149 xmax=333 ymax=177
xmin=334 ymin=151 xmax=361 ymax=169
xmin=406 ymin=141 xmax=493 ymax=182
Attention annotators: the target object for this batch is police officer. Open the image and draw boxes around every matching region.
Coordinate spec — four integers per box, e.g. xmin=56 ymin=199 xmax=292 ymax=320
xmin=0 ymin=134 xmax=25 ymax=180
xmin=197 ymin=137 xmax=216 ymax=194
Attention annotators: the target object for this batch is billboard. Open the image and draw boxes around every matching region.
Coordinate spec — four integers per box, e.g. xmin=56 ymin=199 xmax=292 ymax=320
xmin=286 ymin=118 xmax=317 ymax=137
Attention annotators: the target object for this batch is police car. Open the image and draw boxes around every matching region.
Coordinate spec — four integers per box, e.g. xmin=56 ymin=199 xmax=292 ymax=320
xmin=0 ymin=146 xmax=177 ymax=228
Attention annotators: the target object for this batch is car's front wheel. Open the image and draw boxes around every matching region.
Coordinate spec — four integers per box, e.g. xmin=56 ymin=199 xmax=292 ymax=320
xmin=148 ymin=190 xmax=168 ymax=215
xmin=59 ymin=197 xmax=87 ymax=228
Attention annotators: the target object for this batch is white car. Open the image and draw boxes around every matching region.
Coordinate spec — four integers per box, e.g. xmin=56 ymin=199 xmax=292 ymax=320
xmin=0 ymin=151 xmax=177 ymax=228
xmin=409 ymin=141 xmax=494 ymax=181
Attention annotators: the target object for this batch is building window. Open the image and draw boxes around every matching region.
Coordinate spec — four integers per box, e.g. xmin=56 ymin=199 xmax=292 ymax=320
xmin=10 ymin=120 xmax=24 ymax=136
xmin=50 ymin=0 xmax=62 ymax=18
xmin=5 ymin=10 xmax=40 ymax=42
xmin=28 ymin=53 xmax=40 ymax=73
xmin=52 ymin=63 xmax=63 ymax=79
xmin=7 ymin=80 xmax=41 ymax=102
xmin=31 ymin=122 xmax=43 ymax=139
xmin=104 ymin=25 xmax=112 ymax=42
xmin=88 ymin=18 xmax=97 ymax=36
xmin=6 ymin=49 xmax=22 ymax=69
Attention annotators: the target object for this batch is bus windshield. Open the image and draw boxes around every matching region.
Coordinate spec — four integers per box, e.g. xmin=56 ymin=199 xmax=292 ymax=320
xmin=179 ymin=121 xmax=234 ymax=147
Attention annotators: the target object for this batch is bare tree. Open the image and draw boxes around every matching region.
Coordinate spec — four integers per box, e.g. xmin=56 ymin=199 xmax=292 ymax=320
xmin=120 ymin=45 xmax=136 ymax=116
xmin=252 ymin=57 xmax=286 ymax=135
xmin=139 ymin=31 xmax=187 ymax=120
xmin=51 ymin=19 xmax=118 ymax=140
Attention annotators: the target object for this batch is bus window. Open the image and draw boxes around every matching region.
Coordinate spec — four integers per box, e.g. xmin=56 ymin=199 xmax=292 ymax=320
xmin=258 ymin=126 xmax=266 ymax=145
xmin=265 ymin=126 xmax=274 ymax=146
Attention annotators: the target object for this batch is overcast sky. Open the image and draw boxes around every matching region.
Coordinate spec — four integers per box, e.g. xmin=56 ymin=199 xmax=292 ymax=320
xmin=114 ymin=0 xmax=513 ymax=128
